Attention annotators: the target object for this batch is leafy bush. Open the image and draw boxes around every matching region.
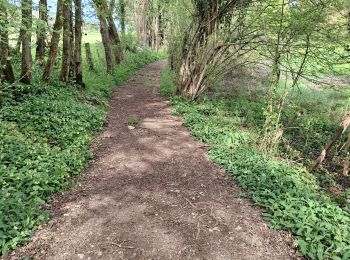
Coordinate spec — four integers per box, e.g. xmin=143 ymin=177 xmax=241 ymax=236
xmin=0 ymin=50 xmax=163 ymax=254
xmin=0 ymin=121 xmax=90 ymax=253
xmin=167 ymin=92 xmax=350 ymax=259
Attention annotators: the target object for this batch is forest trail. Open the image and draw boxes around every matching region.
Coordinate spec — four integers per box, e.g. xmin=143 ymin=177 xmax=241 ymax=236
xmin=11 ymin=61 xmax=296 ymax=260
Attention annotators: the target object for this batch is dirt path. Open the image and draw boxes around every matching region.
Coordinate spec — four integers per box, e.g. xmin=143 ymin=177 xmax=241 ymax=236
xmin=7 ymin=61 xmax=297 ymax=260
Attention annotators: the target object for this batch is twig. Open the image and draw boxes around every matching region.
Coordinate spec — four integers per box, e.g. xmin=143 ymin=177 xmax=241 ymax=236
xmin=196 ymin=222 xmax=200 ymax=240
xmin=110 ymin=242 xmax=135 ymax=249
xmin=185 ymin=198 xmax=195 ymax=208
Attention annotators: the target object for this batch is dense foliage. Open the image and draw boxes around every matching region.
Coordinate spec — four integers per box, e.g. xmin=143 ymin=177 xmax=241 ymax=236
xmin=0 ymin=50 xmax=163 ymax=253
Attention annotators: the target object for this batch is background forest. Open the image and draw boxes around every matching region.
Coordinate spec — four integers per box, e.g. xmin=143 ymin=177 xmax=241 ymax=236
xmin=1 ymin=0 xmax=350 ymax=259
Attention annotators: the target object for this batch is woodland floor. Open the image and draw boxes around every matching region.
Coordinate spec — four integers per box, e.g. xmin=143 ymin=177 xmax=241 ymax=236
xmin=4 ymin=61 xmax=299 ymax=260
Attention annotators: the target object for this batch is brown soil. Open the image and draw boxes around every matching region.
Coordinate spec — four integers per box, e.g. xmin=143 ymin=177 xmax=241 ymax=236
xmin=4 ymin=61 xmax=299 ymax=260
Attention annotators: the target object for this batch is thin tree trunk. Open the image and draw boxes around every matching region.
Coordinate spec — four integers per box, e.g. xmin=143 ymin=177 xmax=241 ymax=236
xmin=43 ymin=0 xmax=63 ymax=82
xmin=94 ymin=0 xmax=113 ymax=73
xmin=60 ymin=0 xmax=72 ymax=82
xmin=151 ymin=15 xmax=159 ymax=51
xmin=74 ymin=0 xmax=83 ymax=86
xmin=68 ymin=6 xmax=75 ymax=79
xmin=0 ymin=3 xmax=15 ymax=83
xmin=141 ymin=0 xmax=148 ymax=46
xmin=348 ymin=11 xmax=350 ymax=33
xmin=16 ymin=29 xmax=23 ymax=54
xmin=310 ymin=112 xmax=350 ymax=172
xmin=120 ymin=0 xmax=126 ymax=34
xmin=20 ymin=0 xmax=33 ymax=84
xmin=134 ymin=0 xmax=148 ymax=46
xmin=343 ymin=159 xmax=349 ymax=176
xmin=106 ymin=0 xmax=123 ymax=63
xmin=158 ymin=5 xmax=164 ymax=46
xmin=85 ymin=42 xmax=94 ymax=71
xmin=35 ymin=0 xmax=48 ymax=66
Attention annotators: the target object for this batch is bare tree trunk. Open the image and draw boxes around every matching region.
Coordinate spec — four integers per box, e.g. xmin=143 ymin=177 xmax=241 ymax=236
xmin=35 ymin=0 xmax=48 ymax=66
xmin=0 ymin=3 xmax=15 ymax=83
xmin=20 ymin=0 xmax=33 ymax=84
xmin=94 ymin=0 xmax=114 ymax=73
xmin=16 ymin=29 xmax=23 ymax=54
xmin=178 ymin=54 xmax=208 ymax=100
xmin=343 ymin=161 xmax=349 ymax=176
xmin=74 ymin=0 xmax=83 ymax=86
xmin=134 ymin=0 xmax=148 ymax=46
xmin=43 ymin=0 xmax=63 ymax=82
xmin=85 ymin=43 xmax=94 ymax=71
xmin=348 ymin=11 xmax=350 ymax=33
xmin=60 ymin=0 xmax=73 ymax=82
xmin=176 ymin=0 xmax=241 ymax=99
xmin=119 ymin=0 xmax=126 ymax=34
xmin=310 ymin=112 xmax=350 ymax=172
xmin=107 ymin=0 xmax=123 ymax=63
xmin=60 ymin=0 xmax=72 ymax=82
xmin=151 ymin=15 xmax=159 ymax=51
xmin=158 ymin=5 xmax=164 ymax=47
xmin=169 ymin=53 xmax=176 ymax=70
xmin=177 ymin=5 xmax=217 ymax=98
xmin=68 ymin=6 xmax=75 ymax=79
xmin=341 ymin=132 xmax=350 ymax=176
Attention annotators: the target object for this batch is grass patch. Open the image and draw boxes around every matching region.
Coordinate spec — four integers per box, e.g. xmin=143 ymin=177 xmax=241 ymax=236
xmin=160 ymin=65 xmax=177 ymax=96
xmin=127 ymin=115 xmax=139 ymax=127
xmin=0 ymin=49 xmax=164 ymax=254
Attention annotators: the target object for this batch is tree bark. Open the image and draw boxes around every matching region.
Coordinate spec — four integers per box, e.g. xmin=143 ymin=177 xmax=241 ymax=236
xmin=35 ymin=0 xmax=48 ymax=66
xmin=85 ymin=42 xmax=94 ymax=71
xmin=106 ymin=0 xmax=123 ymax=63
xmin=68 ymin=5 xmax=75 ymax=79
xmin=60 ymin=0 xmax=73 ymax=82
xmin=43 ymin=0 xmax=63 ymax=82
xmin=134 ymin=0 xmax=148 ymax=46
xmin=151 ymin=15 xmax=159 ymax=51
xmin=16 ymin=29 xmax=23 ymax=54
xmin=20 ymin=0 xmax=33 ymax=84
xmin=176 ymin=0 xmax=240 ymax=99
xmin=158 ymin=5 xmax=164 ymax=46
xmin=94 ymin=0 xmax=114 ymax=73
xmin=74 ymin=0 xmax=83 ymax=86
xmin=119 ymin=0 xmax=126 ymax=34
xmin=0 ymin=3 xmax=15 ymax=83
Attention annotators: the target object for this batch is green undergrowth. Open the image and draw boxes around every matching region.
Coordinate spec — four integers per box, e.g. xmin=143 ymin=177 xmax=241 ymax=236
xmin=161 ymin=67 xmax=350 ymax=259
xmin=0 ymin=49 xmax=164 ymax=254
xmin=160 ymin=66 xmax=177 ymax=96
